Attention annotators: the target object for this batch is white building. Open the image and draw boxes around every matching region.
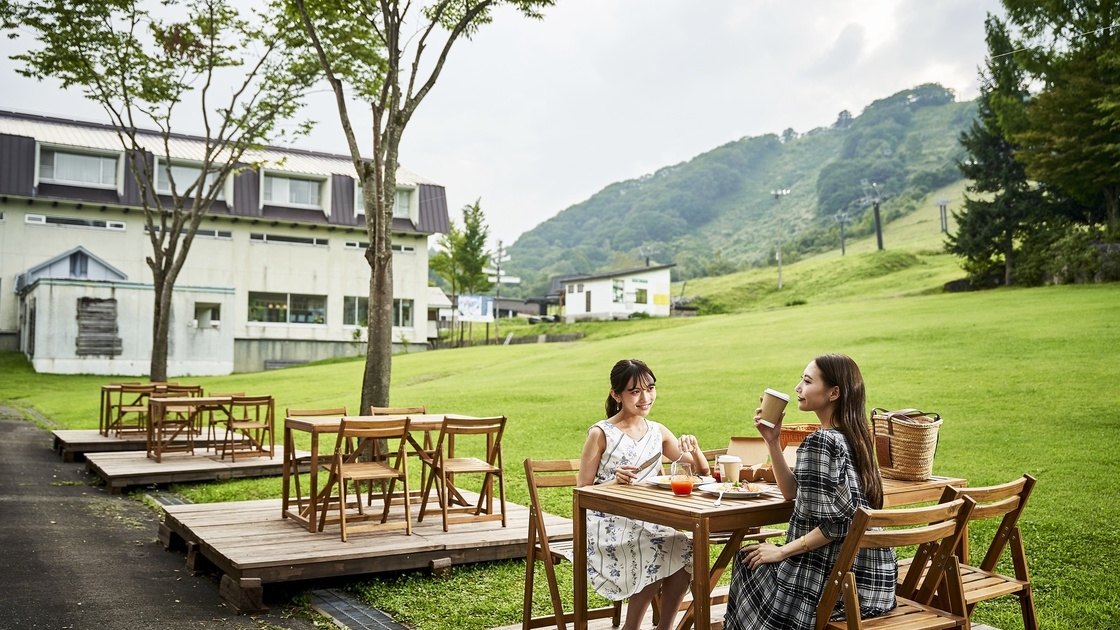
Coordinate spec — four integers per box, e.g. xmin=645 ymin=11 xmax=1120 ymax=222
xmin=560 ymin=264 xmax=675 ymax=322
xmin=0 ymin=110 xmax=449 ymax=375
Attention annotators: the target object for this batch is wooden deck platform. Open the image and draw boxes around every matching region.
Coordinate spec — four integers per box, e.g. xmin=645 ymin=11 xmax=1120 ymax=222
xmin=160 ymin=493 xmax=566 ymax=614
xmin=85 ymin=449 xmax=299 ymax=493
xmin=52 ymin=429 xmax=235 ymax=462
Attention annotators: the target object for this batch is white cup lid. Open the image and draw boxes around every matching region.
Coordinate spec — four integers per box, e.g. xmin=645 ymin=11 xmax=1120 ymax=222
xmin=716 ymin=455 xmax=742 ymax=463
xmin=764 ymin=388 xmax=789 ymax=401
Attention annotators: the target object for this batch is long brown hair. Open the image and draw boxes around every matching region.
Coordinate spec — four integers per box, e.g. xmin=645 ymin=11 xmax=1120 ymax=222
xmin=813 ymin=354 xmax=884 ymax=509
xmin=605 ymin=359 xmax=656 ymax=417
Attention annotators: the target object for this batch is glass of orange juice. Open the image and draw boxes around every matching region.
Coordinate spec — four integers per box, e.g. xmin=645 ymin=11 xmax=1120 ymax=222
xmin=670 ymin=461 xmax=693 ymax=496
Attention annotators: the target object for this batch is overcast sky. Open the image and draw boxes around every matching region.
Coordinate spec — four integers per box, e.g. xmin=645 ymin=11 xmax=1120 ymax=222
xmin=0 ymin=0 xmax=1003 ymax=247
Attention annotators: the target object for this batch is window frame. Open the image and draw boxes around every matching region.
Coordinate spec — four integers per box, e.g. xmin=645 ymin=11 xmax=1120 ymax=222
xmin=36 ymin=144 xmax=123 ymax=193
xmin=261 ymin=172 xmax=327 ymax=211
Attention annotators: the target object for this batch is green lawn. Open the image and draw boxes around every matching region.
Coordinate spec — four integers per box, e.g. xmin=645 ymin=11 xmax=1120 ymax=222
xmin=3 ymin=280 xmax=1119 ymax=629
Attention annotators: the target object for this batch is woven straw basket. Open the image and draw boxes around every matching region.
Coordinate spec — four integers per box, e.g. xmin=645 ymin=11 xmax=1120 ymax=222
xmin=871 ymin=408 xmax=943 ymax=481
xmin=779 ymin=424 xmax=820 ymax=450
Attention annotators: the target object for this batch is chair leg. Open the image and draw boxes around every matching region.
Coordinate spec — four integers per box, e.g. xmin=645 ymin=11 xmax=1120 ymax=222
xmin=418 ymin=466 xmax=437 ymax=523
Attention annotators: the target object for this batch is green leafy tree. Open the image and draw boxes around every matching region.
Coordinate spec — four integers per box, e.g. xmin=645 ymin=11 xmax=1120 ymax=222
xmin=1003 ymin=0 xmax=1120 ymax=231
xmin=948 ymin=14 xmax=1044 ymax=286
xmin=286 ymin=0 xmax=552 ymax=412
xmin=459 ymin=200 xmax=494 ymax=296
xmin=0 ymin=0 xmax=317 ymax=380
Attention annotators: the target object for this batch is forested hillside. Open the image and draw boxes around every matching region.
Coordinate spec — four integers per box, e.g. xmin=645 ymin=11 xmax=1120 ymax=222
xmin=504 ymin=84 xmax=977 ymax=297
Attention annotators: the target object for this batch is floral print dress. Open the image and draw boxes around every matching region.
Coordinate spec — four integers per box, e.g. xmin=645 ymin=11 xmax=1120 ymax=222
xmin=584 ymin=419 xmax=693 ymax=601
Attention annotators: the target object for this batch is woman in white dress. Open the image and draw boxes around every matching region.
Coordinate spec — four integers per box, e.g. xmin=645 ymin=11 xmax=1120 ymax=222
xmin=577 ymin=358 xmax=711 ymax=630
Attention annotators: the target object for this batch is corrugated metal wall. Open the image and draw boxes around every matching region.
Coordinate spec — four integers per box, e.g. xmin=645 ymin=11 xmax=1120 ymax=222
xmin=0 ymin=133 xmax=37 ymax=196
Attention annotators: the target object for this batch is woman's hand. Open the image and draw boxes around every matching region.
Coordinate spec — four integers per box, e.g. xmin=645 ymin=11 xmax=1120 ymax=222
xmin=740 ymin=542 xmax=784 ymax=569
xmin=677 ymin=434 xmax=699 ymax=454
xmin=754 ymin=398 xmax=783 ymax=445
xmin=614 ymin=464 xmax=640 ymax=485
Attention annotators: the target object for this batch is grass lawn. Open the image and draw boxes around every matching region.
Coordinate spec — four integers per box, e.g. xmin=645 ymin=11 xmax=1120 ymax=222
xmin=3 ymin=281 xmax=1119 ymax=629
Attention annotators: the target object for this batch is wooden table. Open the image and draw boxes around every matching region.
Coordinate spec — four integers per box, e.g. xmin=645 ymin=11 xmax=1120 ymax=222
xmin=146 ymin=396 xmax=232 ymax=462
xmin=281 ymin=413 xmax=474 ymax=532
xmin=571 ymin=475 xmax=966 ymax=630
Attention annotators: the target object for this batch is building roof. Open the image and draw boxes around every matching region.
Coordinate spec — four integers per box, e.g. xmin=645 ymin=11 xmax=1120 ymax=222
xmin=0 ymin=109 xmax=437 ymax=184
xmin=555 ymin=263 xmax=676 ymax=287
xmin=427 ymin=286 xmax=453 ymax=309
xmin=14 ymin=245 xmax=128 ymax=294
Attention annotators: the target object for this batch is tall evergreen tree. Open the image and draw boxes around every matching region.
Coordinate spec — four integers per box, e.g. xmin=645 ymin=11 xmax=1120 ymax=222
xmin=948 ymin=14 xmax=1043 ymax=286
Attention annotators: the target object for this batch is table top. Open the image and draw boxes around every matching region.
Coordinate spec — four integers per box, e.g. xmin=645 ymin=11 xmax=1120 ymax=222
xmin=574 ymin=475 xmax=966 ymax=532
xmin=149 ymin=396 xmax=234 ymax=406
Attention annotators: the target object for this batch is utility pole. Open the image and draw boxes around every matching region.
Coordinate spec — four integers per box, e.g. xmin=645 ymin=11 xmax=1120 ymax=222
xmin=835 ymin=211 xmax=849 ymax=255
xmin=860 ymin=180 xmax=888 ymax=250
xmin=771 ymin=189 xmax=790 ymax=289
xmin=638 ymin=244 xmax=659 ymax=267
xmin=484 ymin=240 xmax=519 ymax=344
xmin=937 ymin=199 xmax=949 ymax=233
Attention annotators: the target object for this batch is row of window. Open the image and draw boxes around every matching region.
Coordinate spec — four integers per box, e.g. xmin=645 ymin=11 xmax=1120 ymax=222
xmin=567 ymin=279 xmax=649 ymax=305
xmin=36 ymin=145 xmax=415 ymax=217
xmin=25 ymin=213 xmax=416 ymax=252
xmin=247 ymin=292 xmax=414 ymax=328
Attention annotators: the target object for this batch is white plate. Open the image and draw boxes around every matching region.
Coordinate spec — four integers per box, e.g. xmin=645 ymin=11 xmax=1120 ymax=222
xmin=698 ymin=482 xmax=774 ymax=499
xmin=646 ymin=475 xmax=716 ymax=489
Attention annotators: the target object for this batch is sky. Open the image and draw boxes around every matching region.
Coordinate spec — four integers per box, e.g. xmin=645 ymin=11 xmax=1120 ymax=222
xmin=0 ymin=0 xmax=1004 ymax=247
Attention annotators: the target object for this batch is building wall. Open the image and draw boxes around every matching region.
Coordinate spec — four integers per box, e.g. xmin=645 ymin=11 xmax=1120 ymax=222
xmin=563 ymin=269 xmax=673 ymax=321
xmin=23 ymin=279 xmax=235 ymax=376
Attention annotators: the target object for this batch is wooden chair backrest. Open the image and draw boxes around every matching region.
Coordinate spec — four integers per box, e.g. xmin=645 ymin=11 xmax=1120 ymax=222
xmin=370 ymin=405 xmax=426 ymax=415
xmin=523 ymin=458 xmax=581 ymax=553
xmin=815 ymin=496 xmax=977 ymax=629
xmin=942 ymin=474 xmax=1036 ymax=571
xmin=436 ymin=415 xmax=506 ymax=463
xmin=334 ymin=416 xmax=411 ymax=463
xmin=229 ymin=395 xmax=275 ymax=421
xmin=166 ymin=384 xmax=204 ymax=397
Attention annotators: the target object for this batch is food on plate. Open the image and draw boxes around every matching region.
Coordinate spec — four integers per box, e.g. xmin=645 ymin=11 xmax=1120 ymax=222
xmin=714 ymin=481 xmax=766 ymax=493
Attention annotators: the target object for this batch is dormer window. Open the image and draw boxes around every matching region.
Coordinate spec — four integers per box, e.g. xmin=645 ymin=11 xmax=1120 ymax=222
xmin=157 ymin=160 xmax=224 ymax=200
xmin=39 ymin=147 xmax=120 ymax=189
xmin=394 ymin=189 xmax=412 ymax=219
xmin=263 ymin=173 xmax=323 ymax=209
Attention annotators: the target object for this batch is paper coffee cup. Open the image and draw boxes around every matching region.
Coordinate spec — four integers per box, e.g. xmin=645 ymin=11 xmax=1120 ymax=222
xmin=759 ymin=388 xmax=790 ymax=428
xmin=716 ymin=455 xmax=742 ymax=483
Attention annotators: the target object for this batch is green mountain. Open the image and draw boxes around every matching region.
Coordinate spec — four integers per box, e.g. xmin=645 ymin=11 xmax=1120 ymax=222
xmin=505 ymin=84 xmax=977 ymax=297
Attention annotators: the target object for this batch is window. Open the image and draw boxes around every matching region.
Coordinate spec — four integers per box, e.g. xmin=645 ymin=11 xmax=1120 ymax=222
xmin=76 ymin=297 xmax=122 ymax=356
xmin=612 ymin=279 xmax=624 ymax=303
xmin=157 ymin=162 xmax=223 ymax=199
xmin=393 ymin=298 xmax=414 ymax=328
xmin=263 ymin=174 xmax=322 ymax=208
xmin=248 ymin=292 xmax=326 ymax=324
xmin=194 ymin=302 xmax=221 ymax=328
xmin=344 ymin=296 xmax=368 ymax=326
xmin=391 ymin=244 xmax=415 ymax=253
xmin=146 ymin=225 xmax=231 ymax=239
xmin=567 ymin=285 xmax=574 ymax=294
xmin=250 ymin=233 xmax=328 ymax=247
xmin=635 ymin=288 xmax=648 ymax=304
xmin=394 ymin=189 xmax=412 ymax=219
xmin=39 ymin=148 xmax=118 ymax=188
xmin=25 ymin=213 xmax=125 ymax=231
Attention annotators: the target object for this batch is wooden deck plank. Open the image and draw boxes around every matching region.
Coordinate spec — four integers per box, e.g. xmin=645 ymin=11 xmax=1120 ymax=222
xmin=162 ymin=494 xmax=568 ymax=579
xmin=85 ymin=449 xmax=304 ymax=492
xmin=52 ymin=428 xmax=239 ymax=462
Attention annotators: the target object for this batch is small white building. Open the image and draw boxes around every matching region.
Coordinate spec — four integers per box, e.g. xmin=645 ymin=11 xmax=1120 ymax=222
xmin=560 ymin=264 xmax=675 ymax=322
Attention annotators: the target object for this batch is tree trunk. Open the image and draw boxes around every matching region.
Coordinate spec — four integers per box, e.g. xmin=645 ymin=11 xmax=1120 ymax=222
xmin=150 ymin=275 xmax=169 ymax=382
xmin=1003 ymin=228 xmax=1014 ymax=286
xmin=1104 ymin=187 xmax=1119 ymax=233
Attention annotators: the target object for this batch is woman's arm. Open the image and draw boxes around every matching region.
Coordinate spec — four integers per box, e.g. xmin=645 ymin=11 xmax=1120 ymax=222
xmin=576 ymin=426 xmax=607 ymax=487
xmin=740 ymin=528 xmax=831 ymax=568
xmin=754 ymin=401 xmax=797 ymax=499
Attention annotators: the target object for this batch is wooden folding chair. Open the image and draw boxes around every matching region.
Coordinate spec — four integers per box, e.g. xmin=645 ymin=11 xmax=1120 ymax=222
xmin=900 ymin=474 xmax=1039 ymax=630
xmin=220 ymin=395 xmax=275 ymax=461
xmin=112 ymin=383 xmax=157 ymax=436
xmin=418 ymin=415 xmax=507 ymax=532
xmin=522 ymin=458 xmax=621 ymax=630
xmin=317 ymin=415 xmax=412 ymax=541
xmin=812 ymin=496 xmax=977 ymax=630
xmin=205 ymin=393 xmax=245 ymax=449
xmin=370 ymin=405 xmax=427 ymax=415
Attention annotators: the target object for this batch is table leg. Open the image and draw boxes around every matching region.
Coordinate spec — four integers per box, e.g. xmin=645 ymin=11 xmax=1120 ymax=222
xmin=574 ymin=492 xmax=588 ymax=630
xmin=680 ymin=520 xmax=712 ymax=630
xmin=306 ymin=432 xmax=321 ymax=533
xmin=281 ymin=425 xmax=293 ymax=518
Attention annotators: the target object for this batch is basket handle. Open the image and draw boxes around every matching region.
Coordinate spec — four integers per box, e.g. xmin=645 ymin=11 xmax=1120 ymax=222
xmin=873 ymin=414 xmax=895 ymax=469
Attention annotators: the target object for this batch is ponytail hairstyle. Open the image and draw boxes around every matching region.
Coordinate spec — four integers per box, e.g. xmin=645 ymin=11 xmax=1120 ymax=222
xmin=813 ymin=354 xmax=884 ymax=509
xmin=605 ymin=359 xmax=656 ymax=417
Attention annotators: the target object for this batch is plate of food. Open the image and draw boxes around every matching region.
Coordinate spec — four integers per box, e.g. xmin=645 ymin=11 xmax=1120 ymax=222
xmin=697 ymin=481 xmax=774 ymax=498
xmin=646 ymin=475 xmax=716 ymax=489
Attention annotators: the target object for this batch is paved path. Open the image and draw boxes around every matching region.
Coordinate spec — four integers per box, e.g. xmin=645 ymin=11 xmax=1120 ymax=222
xmin=0 ymin=408 xmax=318 ymax=630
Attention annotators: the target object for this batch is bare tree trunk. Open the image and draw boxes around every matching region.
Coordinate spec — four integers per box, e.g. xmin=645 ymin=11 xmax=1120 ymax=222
xmin=1003 ymin=229 xmax=1014 ymax=287
xmin=1105 ymin=187 xmax=1119 ymax=233
xmin=150 ymin=280 xmax=171 ymax=382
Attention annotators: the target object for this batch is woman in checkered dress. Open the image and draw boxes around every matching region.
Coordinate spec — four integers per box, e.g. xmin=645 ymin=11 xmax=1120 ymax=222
xmin=724 ymin=354 xmax=896 ymax=630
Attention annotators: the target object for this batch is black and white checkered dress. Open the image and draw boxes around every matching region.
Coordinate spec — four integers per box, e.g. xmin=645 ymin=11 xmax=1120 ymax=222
xmin=723 ymin=428 xmax=897 ymax=630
